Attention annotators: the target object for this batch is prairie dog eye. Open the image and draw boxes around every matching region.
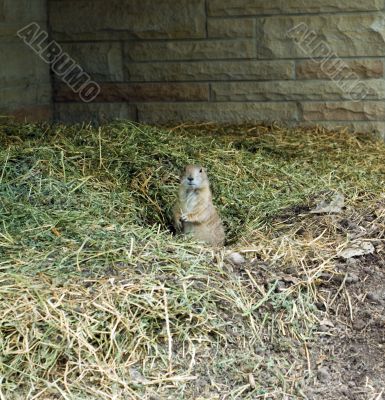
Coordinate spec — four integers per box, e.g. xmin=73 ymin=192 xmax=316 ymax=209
xmin=199 ymin=168 xmax=203 ymax=173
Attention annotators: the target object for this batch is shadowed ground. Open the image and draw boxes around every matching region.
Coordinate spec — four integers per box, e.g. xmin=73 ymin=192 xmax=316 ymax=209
xmin=0 ymin=121 xmax=384 ymax=399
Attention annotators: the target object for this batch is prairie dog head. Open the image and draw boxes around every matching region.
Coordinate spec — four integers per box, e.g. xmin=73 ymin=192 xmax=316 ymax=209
xmin=180 ymin=165 xmax=209 ymax=190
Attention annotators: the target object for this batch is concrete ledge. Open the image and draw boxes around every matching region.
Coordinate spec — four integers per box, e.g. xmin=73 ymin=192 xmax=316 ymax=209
xmin=137 ymin=102 xmax=299 ymax=124
xmin=55 ymin=102 xmax=137 ymax=124
xmin=55 ymin=83 xmax=210 ymax=103
xmin=1 ymin=105 xmax=52 ymax=122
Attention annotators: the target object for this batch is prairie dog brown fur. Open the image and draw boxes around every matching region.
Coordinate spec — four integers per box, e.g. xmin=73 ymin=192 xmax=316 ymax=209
xmin=173 ymin=165 xmax=225 ymax=247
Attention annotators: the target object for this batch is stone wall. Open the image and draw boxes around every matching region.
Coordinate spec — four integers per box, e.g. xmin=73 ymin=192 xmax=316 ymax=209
xmin=0 ymin=0 xmax=52 ymax=121
xmin=50 ymin=1 xmax=385 ymax=134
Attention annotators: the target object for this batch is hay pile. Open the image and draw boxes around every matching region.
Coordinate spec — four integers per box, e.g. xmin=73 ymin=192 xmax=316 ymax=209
xmin=0 ymin=121 xmax=384 ymax=399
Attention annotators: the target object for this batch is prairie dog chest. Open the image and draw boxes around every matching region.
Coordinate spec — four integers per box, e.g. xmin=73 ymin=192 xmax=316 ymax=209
xmin=182 ymin=191 xmax=199 ymax=213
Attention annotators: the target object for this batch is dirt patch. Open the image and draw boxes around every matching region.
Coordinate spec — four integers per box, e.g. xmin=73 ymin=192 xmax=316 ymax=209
xmin=274 ymin=201 xmax=385 ymax=400
xmin=237 ymin=201 xmax=385 ymax=400
xmin=306 ymin=252 xmax=385 ymax=400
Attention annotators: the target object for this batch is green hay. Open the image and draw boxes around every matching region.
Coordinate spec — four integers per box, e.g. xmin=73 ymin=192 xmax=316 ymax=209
xmin=0 ymin=121 xmax=384 ymax=399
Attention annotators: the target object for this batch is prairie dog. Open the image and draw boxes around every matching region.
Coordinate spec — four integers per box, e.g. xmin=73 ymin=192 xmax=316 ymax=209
xmin=173 ymin=165 xmax=225 ymax=247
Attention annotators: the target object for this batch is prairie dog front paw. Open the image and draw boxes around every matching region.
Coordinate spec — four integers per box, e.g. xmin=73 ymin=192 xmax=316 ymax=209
xmin=180 ymin=213 xmax=189 ymax=222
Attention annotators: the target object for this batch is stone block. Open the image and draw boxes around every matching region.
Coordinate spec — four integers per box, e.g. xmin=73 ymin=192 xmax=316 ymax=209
xmin=126 ymin=60 xmax=294 ymax=81
xmin=58 ymin=42 xmax=124 ymax=82
xmin=212 ymin=79 xmax=385 ymax=101
xmin=137 ymin=102 xmax=298 ymax=124
xmin=55 ymin=83 xmax=209 ymax=102
xmin=207 ymin=18 xmax=255 ymax=38
xmin=302 ymin=101 xmax=385 ymax=121
xmin=50 ymin=0 xmax=206 ymax=40
xmin=208 ymin=0 xmax=385 ymax=16
xmin=125 ymin=39 xmax=255 ymax=61
xmin=257 ymin=13 xmax=385 ymax=59
xmin=296 ymin=59 xmax=384 ymax=79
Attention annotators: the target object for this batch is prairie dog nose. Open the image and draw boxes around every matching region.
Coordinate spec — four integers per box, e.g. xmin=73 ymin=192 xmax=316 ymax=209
xmin=188 ymin=176 xmax=194 ymax=182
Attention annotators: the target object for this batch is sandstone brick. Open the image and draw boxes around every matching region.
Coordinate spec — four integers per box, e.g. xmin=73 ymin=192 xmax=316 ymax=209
xmin=55 ymin=103 xmax=137 ymax=124
xmin=0 ymin=43 xmax=50 ymax=86
xmin=125 ymin=39 xmax=255 ymax=61
xmin=302 ymin=102 xmax=385 ymax=121
xmin=212 ymin=79 xmax=385 ymax=101
xmin=50 ymin=0 xmax=206 ymax=40
xmin=207 ymin=18 xmax=255 ymax=38
xmin=58 ymin=42 xmax=123 ymax=82
xmin=208 ymin=0 xmax=385 ymax=16
xmin=296 ymin=59 xmax=384 ymax=79
xmin=257 ymin=14 xmax=385 ymax=59
xmin=137 ymin=102 xmax=298 ymax=124
xmin=126 ymin=60 xmax=294 ymax=82
xmin=55 ymin=83 xmax=209 ymax=102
